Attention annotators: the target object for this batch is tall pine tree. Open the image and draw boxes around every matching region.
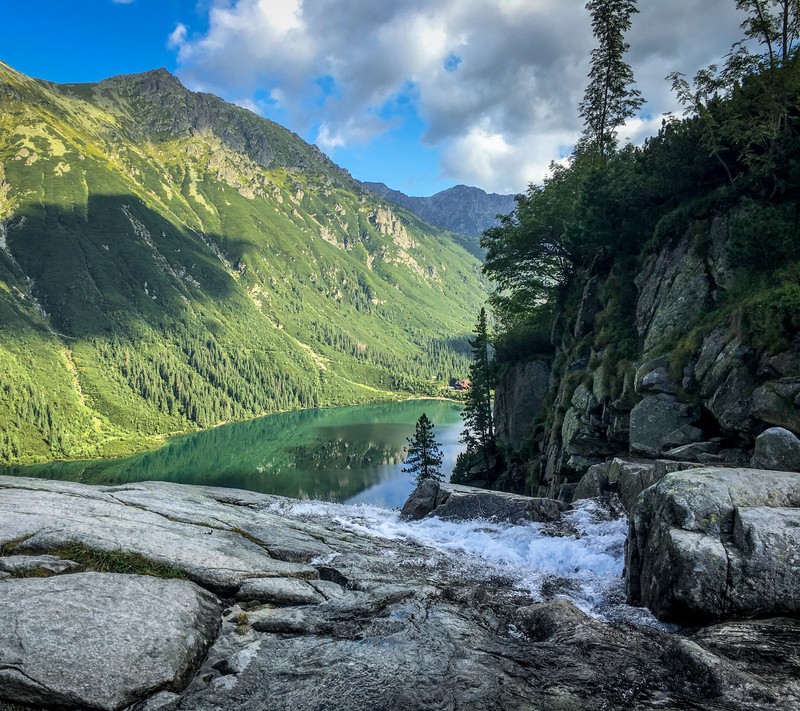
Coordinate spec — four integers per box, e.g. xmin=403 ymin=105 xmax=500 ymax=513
xmin=403 ymin=413 xmax=444 ymax=485
xmin=455 ymin=308 xmax=497 ymax=482
xmin=578 ymin=0 xmax=644 ymax=158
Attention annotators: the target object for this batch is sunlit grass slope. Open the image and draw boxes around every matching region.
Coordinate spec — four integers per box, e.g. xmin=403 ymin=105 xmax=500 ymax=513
xmin=0 ymin=63 xmax=485 ymax=463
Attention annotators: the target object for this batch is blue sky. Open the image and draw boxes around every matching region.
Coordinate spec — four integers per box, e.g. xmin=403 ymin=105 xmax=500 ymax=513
xmin=1 ymin=1 xmax=746 ymax=196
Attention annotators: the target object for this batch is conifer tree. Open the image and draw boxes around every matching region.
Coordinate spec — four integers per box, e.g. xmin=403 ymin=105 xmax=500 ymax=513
xmin=578 ymin=0 xmax=644 ymax=158
xmin=403 ymin=413 xmax=444 ymax=485
xmin=456 ymin=308 xmax=497 ymax=480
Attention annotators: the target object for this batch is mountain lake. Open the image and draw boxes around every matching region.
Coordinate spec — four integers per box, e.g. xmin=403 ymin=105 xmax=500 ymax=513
xmin=0 ymin=400 xmax=465 ymax=509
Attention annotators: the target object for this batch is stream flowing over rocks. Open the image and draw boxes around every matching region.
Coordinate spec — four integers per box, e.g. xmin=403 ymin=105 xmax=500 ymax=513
xmin=1 ymin=475 xmax=798 ymax=710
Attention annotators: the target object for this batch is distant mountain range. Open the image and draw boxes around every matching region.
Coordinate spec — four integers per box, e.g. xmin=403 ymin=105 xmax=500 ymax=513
xmin=0 ymin=63 xmax=485 ymax=463
xmin=362 ymin=182 xmax=517 ymax=255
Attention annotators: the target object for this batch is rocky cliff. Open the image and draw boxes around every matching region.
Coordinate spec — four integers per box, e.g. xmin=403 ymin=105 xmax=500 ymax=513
xmin=494 ymin=214 xmax=800 ymax=498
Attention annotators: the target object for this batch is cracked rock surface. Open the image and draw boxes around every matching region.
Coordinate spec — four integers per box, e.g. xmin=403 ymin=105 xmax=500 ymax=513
xmin=1 ymin=475 xmax=799 ymax=710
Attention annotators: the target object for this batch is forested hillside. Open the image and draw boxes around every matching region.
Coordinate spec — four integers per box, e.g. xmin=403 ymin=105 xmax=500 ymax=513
xmin=0 ymin=63 xmax=485 ymax=464
xmin=471 ymin=0 xmax=800 ymax=493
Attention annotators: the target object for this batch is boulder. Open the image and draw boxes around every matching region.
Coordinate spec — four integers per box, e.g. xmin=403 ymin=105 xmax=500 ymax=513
xmin=634 ymin=356 xmax=678 ymax=395
xmin=626 ymin=467 xmax=800 ymax=623
xmin=751 ymin=380 xmax=800 ymax=433
xmin=401 ymin=481 xmax=564 ymax=523
xmin=572 ymin=463 xmax=611 ymax=501
xmin=751 ymin=427 xmax=800 ymax=472
xmin=399 ymin=477 xmax=442 ymax=519
xmin=0 ymin=573 xmax=221 ymax=711
xmin=629 ymin=394 xmax=699 ymax=456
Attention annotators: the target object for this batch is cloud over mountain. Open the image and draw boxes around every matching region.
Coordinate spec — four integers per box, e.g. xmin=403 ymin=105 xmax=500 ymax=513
xmin=172 ymin=0 xmax=745 ymax=193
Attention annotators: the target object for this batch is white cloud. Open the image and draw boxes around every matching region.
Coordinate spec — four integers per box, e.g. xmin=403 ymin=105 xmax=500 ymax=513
xmin=171 ymin=0 xmax=746 ymax=194
xmin=168 ymin=23 xmax=188 ymax=50
xmin=111 ymin=0 xmax=135 ymax=4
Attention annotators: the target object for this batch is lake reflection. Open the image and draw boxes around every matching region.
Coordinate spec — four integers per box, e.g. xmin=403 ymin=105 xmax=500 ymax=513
xmin=0 ymin=401 xmax=465 ymax=509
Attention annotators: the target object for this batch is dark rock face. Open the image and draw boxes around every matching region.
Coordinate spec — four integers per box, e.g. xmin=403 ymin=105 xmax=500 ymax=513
xmin=493 ymin=360 xmax=551 ymax=452
xmin=626 ymin=467 xmax=800 ymax=624
xmin=629 ymin=395 xmax=699 ymax=457
xmin=495 ymin=219 xmax=799 ymax=500
xmin=402 ymin=480 xmax=564 ymax=523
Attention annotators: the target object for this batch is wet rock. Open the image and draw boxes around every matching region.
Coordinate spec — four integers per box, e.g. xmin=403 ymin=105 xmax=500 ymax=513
xmin=557 ymin=482 xmax=578 ymax=504
xmin=665 ymin=636 xmax=777 ymax=704
xmin=0 ymin=573 xmax=220 ymax=711
xmin=573 ymin=463 xmax=611 ymax=501
xmin=626 ymin=467 xmax=800 ymax=623
xmin=2 ymin=476 xmax=799 ymax=710
xmin=399 ymin=476 xmax=442 ymax=519
xmin=751 ymin=426 xmax=800 ymax=472
xmin=403 ymin=481 xmax=564 ymax=523
xmin=689 ymin=617 xmax=800 ymax=702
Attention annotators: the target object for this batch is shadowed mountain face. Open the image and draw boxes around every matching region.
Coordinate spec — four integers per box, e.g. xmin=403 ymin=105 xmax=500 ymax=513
xmin=362 ymin=181 xmax=517 ymax=256
xmin=0 ymin=63 xmax=485 ymax=464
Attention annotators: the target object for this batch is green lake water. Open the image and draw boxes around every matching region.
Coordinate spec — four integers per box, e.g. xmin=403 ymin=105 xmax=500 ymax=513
xmin=0 ymin=400 xmax=465 ymax=509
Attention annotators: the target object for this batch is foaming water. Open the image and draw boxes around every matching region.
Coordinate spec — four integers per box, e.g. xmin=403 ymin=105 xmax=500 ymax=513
xmin=269 ymin=497 xmax=663 ymax=627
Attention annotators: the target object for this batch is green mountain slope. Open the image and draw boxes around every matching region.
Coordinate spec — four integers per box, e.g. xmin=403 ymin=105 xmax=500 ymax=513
xmin=0 ymin=63 xmax=485 ymax=464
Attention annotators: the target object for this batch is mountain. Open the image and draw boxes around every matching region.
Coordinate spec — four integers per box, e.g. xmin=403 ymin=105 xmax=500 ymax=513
xmin=362 ymin=181 xmax=517 ymax=256
xmin=0 ymin=63 xmax=486 ymax=464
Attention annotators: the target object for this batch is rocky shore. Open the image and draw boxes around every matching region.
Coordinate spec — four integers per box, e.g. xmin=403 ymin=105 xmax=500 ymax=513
xmin=1 ymin=473 xmax=799 ymax=710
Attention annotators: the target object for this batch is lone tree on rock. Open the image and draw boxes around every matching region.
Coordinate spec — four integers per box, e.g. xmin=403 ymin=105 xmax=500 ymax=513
xmin=403 ymin=413 xmax=444 ymax=485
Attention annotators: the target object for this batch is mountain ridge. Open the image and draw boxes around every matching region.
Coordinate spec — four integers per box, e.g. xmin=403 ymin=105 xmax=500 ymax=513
xmin=0 ymin=63 xmax=485 ymax=464
xmin=362 ymin=180 xmax=516 ymax=255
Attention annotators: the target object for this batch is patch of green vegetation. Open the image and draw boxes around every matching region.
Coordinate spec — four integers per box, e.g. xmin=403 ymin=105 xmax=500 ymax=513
xmin=736 ymin=264 xmax=800 ymax=355
xmin=50 ymin=542 xmax=186 ymax=578
xmin=0 ymin=63 xmax=486 ymax=465
xmin=0 ymin=535 xmax=33 ymax=557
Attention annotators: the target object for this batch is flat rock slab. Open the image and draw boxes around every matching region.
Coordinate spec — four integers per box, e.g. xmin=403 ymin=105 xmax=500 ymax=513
xmin=0 ymin=573 xmax=221 ymax=711
xmin=0 ymin=554 xmax=80 ymax=575
xmin=236 ymin=577 xmax=325 ymax=606
xmin=0 ymin=477 xmax=320 ymax=592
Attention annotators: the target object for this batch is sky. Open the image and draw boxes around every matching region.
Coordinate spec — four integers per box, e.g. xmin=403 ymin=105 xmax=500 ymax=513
xmin=1 ymin=1 xmax=748 ymax=196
